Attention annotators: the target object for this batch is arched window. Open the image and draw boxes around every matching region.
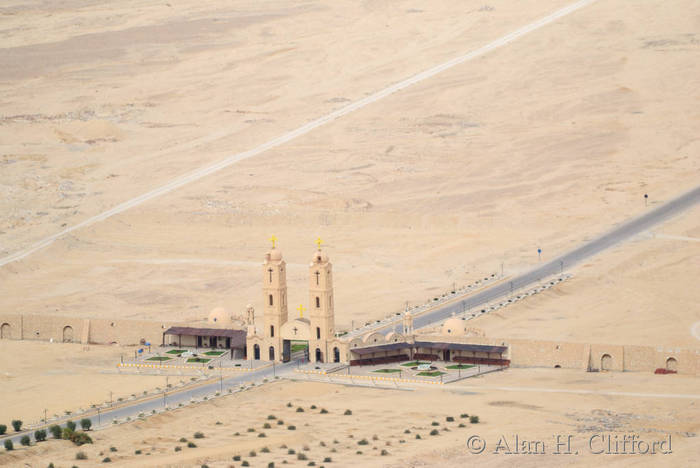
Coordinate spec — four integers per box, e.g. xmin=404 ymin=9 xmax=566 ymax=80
xmin=316 ymin=296 xmax=320 ymax=308
xmin=270 ymin=325 xmax=274 ymax=337
xmin=269 ymin=294 xmax=273 ymax=306
xmin=269 ymin=346 xmax=275 ymax=361
xmin=316 ymin=327 xmax=321 ymax=339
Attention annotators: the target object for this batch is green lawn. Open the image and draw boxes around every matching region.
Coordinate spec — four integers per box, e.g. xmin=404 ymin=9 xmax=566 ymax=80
xmin=204 ymin=351 xmax=225 ymax=356
xmin=373 ymin=369 xmax=402 ymax=374
xmin=400 ymin=361 xmax=430 ymax=367
xmin=291 ymin=341 xmax=308 ymax=353
xmin=146 ymin=356 xmax=172 ymax=361
xmin=166 ymin=349 xmax=186 ymax=355
xmin=187 ymin=358 xmax=211 ymax=363
xmin=446 ymin=364 xmax=474 ymax=370
xmin=417 ymin=371 xmax=446 ymax=377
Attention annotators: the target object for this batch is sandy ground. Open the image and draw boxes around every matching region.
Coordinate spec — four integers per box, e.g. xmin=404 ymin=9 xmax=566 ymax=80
xmin=1 ymin=368 xmax=698 ymax=467
xmin=1 ymin=0 xmax=699 ymax=335
xmin=0 ymin=341 xmax=170 ymax=424
xmin=448 ymin=203 xmax=700 ymax=348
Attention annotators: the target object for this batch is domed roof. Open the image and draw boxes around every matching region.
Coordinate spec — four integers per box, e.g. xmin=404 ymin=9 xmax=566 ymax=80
xmin=207 ymin=307 xmax=233 ymax=328
xmin=311 ymin=249 xmax=329 ymax=264
xmin=441 ymin=317 xmax=468 ymax=336
xmin=267 ymin=248 xmax=283 ymax=261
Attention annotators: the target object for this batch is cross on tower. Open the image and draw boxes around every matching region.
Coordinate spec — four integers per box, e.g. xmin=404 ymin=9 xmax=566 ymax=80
xmin=270 ymin=235 xmax=277 ymax=249
xmin=315 ymin=237 xmax=323 ymax=249
xmin=297 ymin=304 xmax=305 ymax=318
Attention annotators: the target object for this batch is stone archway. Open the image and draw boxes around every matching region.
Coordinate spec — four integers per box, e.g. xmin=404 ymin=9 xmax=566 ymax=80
xmin=62 ymin=325 xmax=74 ymax=343
xmin=665 ymin=357 xmax=677 ymax=372
xmin=333 ymin=347 xmax=340 ymax=363
xmin=315 ymin=348 xmax=323 ymax=363
xmin=600 ymin=353 xmax=612 ymax=371
xmin=0 ymin=323 xmax=10 ymax=339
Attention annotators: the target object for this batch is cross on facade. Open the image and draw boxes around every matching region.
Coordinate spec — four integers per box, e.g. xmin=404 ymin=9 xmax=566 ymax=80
xmin=293 ymin=327 xmax=298 ymax=335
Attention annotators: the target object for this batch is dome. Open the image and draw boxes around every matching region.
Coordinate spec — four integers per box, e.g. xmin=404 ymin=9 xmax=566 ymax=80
xmin=267 ymin=248 xmax=283 ymax=261
xmin=441 ymin=317 xmax=468 ymax=336
xmin=207 ymin=307 xmax=233 ymax=328
xmin=311 ymin=249 xmax=329 ymax=264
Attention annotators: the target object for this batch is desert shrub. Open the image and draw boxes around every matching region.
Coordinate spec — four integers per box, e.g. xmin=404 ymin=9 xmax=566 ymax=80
xmin=263 ymin=423 xmax=271 ymax=429
xmin=268 ymin=463 xmax=275 ymax=468
xmin=303 ymin=444 xmax=310 ymax=451
xmin=233 ymin=455 xmax=241 ymax=460
xmin=404 ymin=429 xmax=411 ymax=434
xmin=415 ymin=434 xmax=422 ymax=439
xmin=179 ymin=437 xmax=187 ymax=442
xmin=372 ymin=434 xmax=378 ymax=441
xmin=261 ymin=446 xmax=270 ymax=453
xmin=310 ymin=405 xmax=317 ymax=409
xmin=20 ymin=435 xmax=31 ymax=446
xmin=470 ymin=415 xmax=480 ymax=424
xmin=333 ymin=439 xmax=339 ymax=444
xmin=187 ymin=442 xmax=196 ymax=448
xmin=381 ymin=449 xmax=389 ymax=456
xmin=201 ymin=465 xmax=208 ymax=468
xmin=71 ymin=431 xmax=93 ymax=446
xmin=297 ymin=453 xmax=308 ymax=460
xmin=135 ymin=449 xmax=142 ymax=454
xmin=76 ymin=451 xmax=88 ymax=460
xmin=458 ymin=423 xmax=466 ymax=428
xmin=35 ymin=429 xmax=47 ymax=442
xmin=430 ymin=429 xmax=439 ymax=436
xmin=11 ymin=420 xmax=22 ymax=432
xmin=48 ymin=463 xmax=55 ymax=468
xmin=356 ymin=450 xmax=363 ymax=455
xmin=460 ymin=413 xmax=469 ymax=418
xmin=0 ymin=424 xmax=5 ymax=435
xmin=62 ymin=427 xmax=74 ymax=440
xmin=431 ymin=421 xmax=439 ymax=426
xmin=268 ymin=415 xmax=276 ymax=420
xmin=288 ymin=447 xmax=296 ymax=455
xmin=330 ymin=448 xmax=337 ymax=453
xmin=296 ymin=407 xmax=304 ymax=413
xmin=343 ymin=410 xmax=352 ymax=415
xmin=323 ymin=457 xmax=332 ymax=462
xmin=277 ymin=420 xmax=284 ymax=425
xmin=242 ymin=462 xmax=250 ymax=467
xmin=319 ymin=441 xmax=326 ymax=447
xmin=4 ymin=439 xmax=13 ymax=451
xmin=249 ymin=450 xmax=257 ymax=457
xmin=49 ymin=425 xmax=62 ymax=439
xmin=258 ymin=432 xmax=267 ymax=438
xmin=193 ymin=432 xmax=204 ymax=439
xmin=174 ymin=446 xmax=181 ymax=452
xmin=109 ymin=446 xmax=117 ymax=452
xmin=307 ymin=462 xmax=315 ymax=466
xmin=102 ymin=457 xmax=111 ymax=463
xmin=247 ymin=427 xmax=255 ymax=432
xmin=446 ymin=416 xmax=454 ymax=422
xmin=286 ymin=402 xmax=293 ymax=407
xmin=234 ymin=432 xmax=240 ymax=436
xmin=320 ymin=408 xmax=328 ymax=414
xmin=80 ymin=418 xmax=92 ymax=431
xmin=357 ymin=439 xmax=369 ymax=445
xmin=287 ymin=425 xmax=296 ymax=430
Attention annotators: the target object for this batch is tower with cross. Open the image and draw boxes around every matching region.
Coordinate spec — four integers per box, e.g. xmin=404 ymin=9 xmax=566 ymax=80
xmin=261 ymin=236 xmax=288 ymax=360
xmin=308 ymin=237 xmax=334 ymax=362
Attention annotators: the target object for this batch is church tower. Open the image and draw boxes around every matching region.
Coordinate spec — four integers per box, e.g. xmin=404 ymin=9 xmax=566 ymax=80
xmin=262 ymin=236 xmax=287 ymax=361
xmin=308 ymin=238 xmax=334 ymax=362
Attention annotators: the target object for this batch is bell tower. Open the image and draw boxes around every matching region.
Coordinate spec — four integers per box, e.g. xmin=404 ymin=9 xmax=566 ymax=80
xmin=262 ymin=236 xmax=287 ymax=360
xmin=308 ymin=238 xmax=334 ymax=362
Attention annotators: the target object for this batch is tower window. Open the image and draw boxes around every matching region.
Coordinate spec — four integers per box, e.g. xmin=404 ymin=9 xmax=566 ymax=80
xmin=270 ymin=325 xmax=274 ymax=337
xmin=269 ymin=294 xmax=273 ymax=306
xmin=268 ymin=268 xmax=273 ymax=283
xmin=316 ymin=296 xmax=320 ymax=308
xmin=315 ymin=270 xmax=320 ymax=285
xmin=316 ymin=327 xmax=321 ymax=339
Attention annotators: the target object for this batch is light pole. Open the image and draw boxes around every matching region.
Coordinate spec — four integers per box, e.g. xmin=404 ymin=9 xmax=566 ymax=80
xmin=560 ymin=260 xmax=564 ymax=275
xmin=97 ymin=407 xmax=101 ymax=426
xmin=644 ymin=193 xmax=648 ymax=206
xmin=44 ymin=409 xmax=47 ymax=425
xmin=110 ymin=391 xmax=113 ymax=407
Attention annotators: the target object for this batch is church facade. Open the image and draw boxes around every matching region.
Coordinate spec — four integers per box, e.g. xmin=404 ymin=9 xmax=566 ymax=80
xmin=246 ymin=241 xmax=349 ymax=364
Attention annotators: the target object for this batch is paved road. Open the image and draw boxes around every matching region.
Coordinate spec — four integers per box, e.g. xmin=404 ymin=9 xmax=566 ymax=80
xmin=370 ymin=185 xmax=700 ymax=334
xmin=1 ymin=360 xmax=300 ymax=445
xmin=0 ymin=0 xmax=598 ymax=268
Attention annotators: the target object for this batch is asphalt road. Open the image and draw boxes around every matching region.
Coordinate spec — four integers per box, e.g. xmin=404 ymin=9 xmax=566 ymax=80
xmin=375 ymin=184 xmax=700 ymax=334
xmin=2 ymin=360 xmax=300 ymax=445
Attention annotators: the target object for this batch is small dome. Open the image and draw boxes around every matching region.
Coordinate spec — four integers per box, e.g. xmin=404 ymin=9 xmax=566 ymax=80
xmin=441 ymin=317 xmax=467 ymax=336
xmin=268 ymin=248 xmax=283 ymax=261
xmin=311 ymin=249 xmax=329 ymax=264
xmin=207 ymin=307 xmax=232 ymax=328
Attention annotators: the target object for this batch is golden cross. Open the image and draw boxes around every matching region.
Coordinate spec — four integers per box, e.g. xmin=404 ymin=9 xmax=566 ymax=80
xmin=270 ymin=235 xmax=277 ymax=249
xmin=315 ymin=237 xmax=323 ymax=249
xmin=297 ymin=304 xmax=305 ymax=318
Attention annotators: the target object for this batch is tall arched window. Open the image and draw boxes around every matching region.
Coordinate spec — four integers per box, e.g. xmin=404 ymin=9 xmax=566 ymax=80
xmin=315 ymin=296 xmax=320 ymax=308
xmin=270 ymin=325 xmax=274 ymax=337
xmin=316 ymin=327 xmax=321 ymax=339
xmin=269 ymin=294 xmax=273 ymax=306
